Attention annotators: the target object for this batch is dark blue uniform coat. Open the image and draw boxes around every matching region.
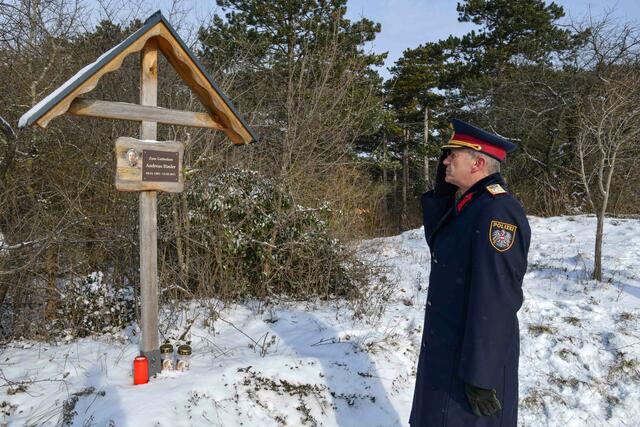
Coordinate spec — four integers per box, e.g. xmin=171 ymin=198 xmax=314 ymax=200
xmin=410 ymin=173 xmax=531 ymax=427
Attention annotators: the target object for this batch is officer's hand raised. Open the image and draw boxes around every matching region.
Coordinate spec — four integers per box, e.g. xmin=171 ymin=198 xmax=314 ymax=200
xmin=433 ymin=151 xmax=457 ymax=197
xmin=465 ymin=383 xmax=502 ymax=417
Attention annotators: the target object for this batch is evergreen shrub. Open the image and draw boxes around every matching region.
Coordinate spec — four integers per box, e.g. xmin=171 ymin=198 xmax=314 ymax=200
xmin=55 ymin=271 xmax=135 ymax=338
xmin=187 ymin=168 xmax=368 ymax=301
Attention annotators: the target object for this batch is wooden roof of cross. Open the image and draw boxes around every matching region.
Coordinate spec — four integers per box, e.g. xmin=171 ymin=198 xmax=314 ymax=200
xmin=18 ymin=10 xmax=257 ymax=145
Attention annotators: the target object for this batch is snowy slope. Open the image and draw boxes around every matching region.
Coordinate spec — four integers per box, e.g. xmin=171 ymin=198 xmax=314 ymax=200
xmin=0 ymin=215 xmax=638 ymax=426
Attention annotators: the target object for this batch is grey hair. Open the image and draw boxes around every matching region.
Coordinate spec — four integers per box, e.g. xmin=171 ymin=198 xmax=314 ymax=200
xmin=465 ymin=149 xmax=501 ymax=174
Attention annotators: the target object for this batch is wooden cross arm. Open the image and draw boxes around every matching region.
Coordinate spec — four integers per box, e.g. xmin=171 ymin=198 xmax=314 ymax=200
xmin=67 ymin=98 xmax=224 ymax=130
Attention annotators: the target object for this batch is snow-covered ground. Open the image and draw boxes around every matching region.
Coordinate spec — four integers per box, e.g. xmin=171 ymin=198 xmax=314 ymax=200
xmin=1 ymin=215 xmax=639 ymax=426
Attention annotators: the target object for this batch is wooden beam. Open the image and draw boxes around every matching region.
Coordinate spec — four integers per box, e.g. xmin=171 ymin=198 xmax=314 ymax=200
xmin=68 ymin=98 xmax=225 ymax=130
xmin=139 ymin=39 xmax=161 ymax=377
xmin=155 ymin=29 xmax=253 ymax=144
xmin=31 ymin=21 xmax=254 ymax=144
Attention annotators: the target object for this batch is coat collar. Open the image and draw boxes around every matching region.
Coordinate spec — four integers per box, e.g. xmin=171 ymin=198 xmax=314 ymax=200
xmin=455 ymin=173 xmax=505 ymax=214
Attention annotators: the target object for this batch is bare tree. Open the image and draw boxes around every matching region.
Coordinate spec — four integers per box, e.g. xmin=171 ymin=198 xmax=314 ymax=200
xmin=574 ymin=18 xmax=640 ymax=281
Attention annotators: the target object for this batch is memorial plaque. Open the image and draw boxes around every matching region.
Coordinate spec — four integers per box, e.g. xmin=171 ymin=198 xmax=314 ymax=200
xmin=114 ymin=137 xmax=184 ymax=192
xmin=142 ymin=150 xmax=179 ymax=182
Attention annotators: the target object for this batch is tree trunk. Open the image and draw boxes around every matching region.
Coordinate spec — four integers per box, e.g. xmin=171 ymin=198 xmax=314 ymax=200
xmin=181 ymin=191 xmax=190 ymax=287
xmin=0 ymin=120 xmax=17 ymax=309
xmin=382 ymin=132 xmax=388 ymax=213
xmin=382 ymin=132 xmax=388 ymax=185
xmin=393 ymin=168 xmax=398 ymax=232
xmin=402 ymin=129 xmax=409 ymax=230
xmin=0 ymin=117 xmax=17 ymax=194
xmin=44 ymin=245 xmax=57 ymax=321
xmin=172 ymin=198 xmax=185 ymax=296
xmin=593 ymin=157 xmax=615 ymax=281
xmin=593 ymin=211 xmax=604 ymax=281
xmin=0 ymin=278 xmax=9 ymax=318
xmin=424 ymin=107 xmax=430 ymax=188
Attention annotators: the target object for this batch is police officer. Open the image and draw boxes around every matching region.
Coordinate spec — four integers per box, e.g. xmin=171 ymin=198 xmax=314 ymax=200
xmin=409 ymin=119 xmax=531 ymax=426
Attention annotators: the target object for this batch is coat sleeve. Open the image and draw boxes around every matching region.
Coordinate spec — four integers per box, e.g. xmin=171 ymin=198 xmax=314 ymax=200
xmin=458 ymin=199 xmax=530 ymax=389
xmin=421 ymin=190 xmax=453 ymax=247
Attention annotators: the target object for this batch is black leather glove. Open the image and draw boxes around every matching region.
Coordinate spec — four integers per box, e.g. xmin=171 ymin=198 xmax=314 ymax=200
xmin=433 ymin=151 xmax=457 ymax=197
xmin=465 ymin=383 xmax=502 ymax=417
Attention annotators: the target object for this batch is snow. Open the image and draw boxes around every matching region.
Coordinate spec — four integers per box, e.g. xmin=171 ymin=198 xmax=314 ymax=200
xmin=1 ymin=215 xmax=639 ymax=426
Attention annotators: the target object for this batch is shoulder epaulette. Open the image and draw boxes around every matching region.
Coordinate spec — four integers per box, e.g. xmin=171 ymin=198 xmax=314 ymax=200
xmin=486 ymin=183 xmax=507 ymax=196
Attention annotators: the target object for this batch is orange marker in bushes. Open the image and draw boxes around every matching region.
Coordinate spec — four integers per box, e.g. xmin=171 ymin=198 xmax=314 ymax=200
xmin=133 ymin=355 xmax=149 ymax=385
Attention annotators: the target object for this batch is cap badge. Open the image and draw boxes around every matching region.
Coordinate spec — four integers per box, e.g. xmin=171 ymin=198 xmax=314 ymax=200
xmin=489 ymin=220 xmax=517 ymax=252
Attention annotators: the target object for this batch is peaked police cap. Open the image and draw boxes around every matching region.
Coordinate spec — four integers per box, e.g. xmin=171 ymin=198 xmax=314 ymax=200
xmin=441 ymin=118 xmax=517 ymax=162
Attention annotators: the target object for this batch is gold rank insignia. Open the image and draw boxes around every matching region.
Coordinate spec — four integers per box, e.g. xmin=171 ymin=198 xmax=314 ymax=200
xmin=486 ymin=184 xmax=507 ymax=196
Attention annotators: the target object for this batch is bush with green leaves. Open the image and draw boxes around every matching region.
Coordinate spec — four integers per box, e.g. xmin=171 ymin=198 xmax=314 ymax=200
xmin=55 ymin=271 xmax=135 ymax=338
xmin=187 ymin=168 xmax=366 ymax=300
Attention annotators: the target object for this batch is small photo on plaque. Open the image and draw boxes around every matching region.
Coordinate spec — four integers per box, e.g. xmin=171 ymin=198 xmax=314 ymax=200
xmin=127 ymin=149 xmax=139 ymax=167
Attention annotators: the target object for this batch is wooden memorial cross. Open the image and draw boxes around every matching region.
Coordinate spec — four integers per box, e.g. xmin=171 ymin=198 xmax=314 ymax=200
xmin=18 ymin=11 xmax=257 ymax=377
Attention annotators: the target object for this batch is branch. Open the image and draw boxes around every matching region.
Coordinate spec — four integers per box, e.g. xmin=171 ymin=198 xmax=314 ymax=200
xmin=577 ymin=135 xmax=596 ymax=213
xmin=0 ymin=237 xmax=48 ymax=252
xmin=0 ymin=116 xmax=16 ymax=141
xmin=0 ymin=115 xmax=17 ymax=192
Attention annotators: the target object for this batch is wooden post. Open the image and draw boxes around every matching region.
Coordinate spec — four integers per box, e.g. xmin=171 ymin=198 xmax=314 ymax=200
xmin=139 ymin=39 xmax=161 ymax=376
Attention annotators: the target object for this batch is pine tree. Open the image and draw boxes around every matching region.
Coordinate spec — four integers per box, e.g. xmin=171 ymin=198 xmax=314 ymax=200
xmin=197 ymin=0 xmax=387 ymax=238
xmin=198 ymin=0 xmax=385 ymax=179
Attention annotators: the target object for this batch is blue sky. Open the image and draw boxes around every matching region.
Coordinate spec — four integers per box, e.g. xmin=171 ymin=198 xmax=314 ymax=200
xmin=345 ymin=0 xmax=640 ymax=79
xmin=99 ymin=0 xmax=640 ymax=80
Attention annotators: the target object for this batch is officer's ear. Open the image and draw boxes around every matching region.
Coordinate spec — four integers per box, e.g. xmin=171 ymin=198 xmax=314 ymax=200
xmin=472 ymin=153 xmax=486 ymax=172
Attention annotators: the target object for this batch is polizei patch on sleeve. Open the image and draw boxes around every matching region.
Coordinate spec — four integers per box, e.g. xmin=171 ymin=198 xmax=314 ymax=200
xmin=489 ymin=220 xmax=517 ymax=252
